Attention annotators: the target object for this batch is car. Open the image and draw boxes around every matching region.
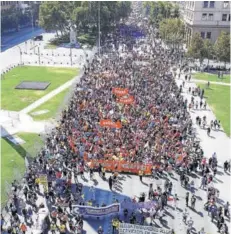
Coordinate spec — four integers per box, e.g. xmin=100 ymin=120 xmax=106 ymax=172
xmin=33 ymin=35 xmax=43 ymax=41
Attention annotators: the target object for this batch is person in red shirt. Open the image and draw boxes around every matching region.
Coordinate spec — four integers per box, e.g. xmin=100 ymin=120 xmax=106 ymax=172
xmin=20 ymin=223 xmax=27 ymax=234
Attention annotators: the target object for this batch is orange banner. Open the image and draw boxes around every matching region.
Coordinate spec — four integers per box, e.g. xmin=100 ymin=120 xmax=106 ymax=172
xmin=117 ymin=96 xmax=134 ymax=104
xmin=88 ymin=159 xmax=152 ymax=175
xmin=112 ymin=88 xmax=129 ymax=97
xmin=100 ymin=119 xmax=122 ymax=129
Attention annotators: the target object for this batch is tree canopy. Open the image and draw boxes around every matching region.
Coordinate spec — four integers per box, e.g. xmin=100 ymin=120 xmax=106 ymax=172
xmin=39 ymin=1 xmax=132 ymax=36
xmin=187 ymin=31 xmax=230 ymax=65
xmin=1 ymin=3 xmax=40 ymax=34
xmin=214 ymin=31 xmax=230 ymax=64
xmin=159 ymin=18 xmax=184 ymax=48
xmin=143 ymin=1 xmax=180 ymax=26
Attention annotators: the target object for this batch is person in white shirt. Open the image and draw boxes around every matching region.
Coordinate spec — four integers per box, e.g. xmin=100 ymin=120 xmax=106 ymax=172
xmin=183 ymin=208 xmax=189 ymax=223
xmin=198 ymin=227 xmax=206 ymax=234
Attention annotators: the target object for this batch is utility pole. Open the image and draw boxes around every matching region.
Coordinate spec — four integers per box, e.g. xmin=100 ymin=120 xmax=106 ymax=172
xmin=38 ymin=47 xmax=40 ymax=65
xmin=98 ymin=1 xmax=101 ymax=56
xmin=16 ymin=46 xmax=22 ymax=65
xmin=70 ymin=47 xmax=73 ymax=66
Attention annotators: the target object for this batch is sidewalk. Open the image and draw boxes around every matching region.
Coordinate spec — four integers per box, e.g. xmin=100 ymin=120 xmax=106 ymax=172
xmin=172 ymin=68 xmax=231 ymax=234
xmin=191 ymin=79 xmax=231 ymax=86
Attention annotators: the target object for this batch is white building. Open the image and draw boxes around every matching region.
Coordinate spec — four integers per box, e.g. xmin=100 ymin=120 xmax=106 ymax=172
xmin=183 ymin=1 xmax=230 ymax=45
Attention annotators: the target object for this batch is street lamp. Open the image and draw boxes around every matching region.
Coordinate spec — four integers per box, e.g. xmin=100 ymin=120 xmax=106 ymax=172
xmin=16 ymin=45 xmax=22 ymax=65
xmin=98 ymin=1 xmax=101 ymax=56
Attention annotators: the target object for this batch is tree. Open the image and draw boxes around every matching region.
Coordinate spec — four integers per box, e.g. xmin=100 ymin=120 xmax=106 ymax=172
xmin=39 ymin=1 xmax=131 ymax=38
xmin=203 ymin=39 xmax=214 ymax=67
xmin=187 ymin=33 xmax=206 ymax=65
xmin=144 ymin=1 xmax=180 ymax=27
xmin=214 ymin=31 xmax=230 ymax=65
xmin=159 ymin=18 xmax=184 ymax=50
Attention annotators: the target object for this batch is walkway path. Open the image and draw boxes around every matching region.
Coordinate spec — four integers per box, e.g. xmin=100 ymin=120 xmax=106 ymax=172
xmin=172 ymin=68 xmax=231 ymax=234
xmin=192 ymin=79 xmax=231 ymax=86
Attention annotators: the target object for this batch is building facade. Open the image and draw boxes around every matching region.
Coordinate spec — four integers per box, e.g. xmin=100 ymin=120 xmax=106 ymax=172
xmin=183 ymin=1 xmax=230 ymax=45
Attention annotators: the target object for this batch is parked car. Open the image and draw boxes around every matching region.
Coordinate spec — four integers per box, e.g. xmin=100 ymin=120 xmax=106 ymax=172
xmin=33 ymin=35 xmax=43 ymax=41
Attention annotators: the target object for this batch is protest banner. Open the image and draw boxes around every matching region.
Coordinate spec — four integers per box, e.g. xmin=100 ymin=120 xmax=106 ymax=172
xmin=72 ymin=203 xmax=120 ymax=217
xmin=117 ymin=96 xmax=134 ymax=104
xmin=119 ymin=223 xmax=172 ymax=234
xmin=100 ymin=119 xmax=122 ymax=129
xmin=112 ymin=88 xmax=129 ymax=97
xmin=39 ymin=174 xmax=48 ymax=192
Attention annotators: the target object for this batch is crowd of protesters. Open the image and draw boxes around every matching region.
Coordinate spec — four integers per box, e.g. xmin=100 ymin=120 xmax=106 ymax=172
xmin=1 ymin=2 xmax=230 ymax=234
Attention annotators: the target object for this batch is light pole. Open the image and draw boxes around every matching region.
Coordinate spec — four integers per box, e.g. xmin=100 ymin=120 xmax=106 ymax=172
xmin=70 ymin=47 xmax=73 ymax=66
xmin=98 ymin=1 xmax=101 ymax=56
xmin=16 ymin=45 xmax=22 ymax=65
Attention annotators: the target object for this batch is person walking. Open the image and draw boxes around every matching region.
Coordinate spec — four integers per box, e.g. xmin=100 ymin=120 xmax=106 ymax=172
xmin=109 ymin=176 xmax=113 ymax=190
xmin=139 ymin=169 xmax=143 ymax=182
xmin=20 ymin=223 xmax=27 ymax=234
xmin=191 ymin=195 xmax=196 ymax=209
xmin=186 ymin=192 xmax=189 ymax=207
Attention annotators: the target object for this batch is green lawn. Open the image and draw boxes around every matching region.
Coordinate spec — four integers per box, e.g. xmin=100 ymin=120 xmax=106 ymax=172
xmin=30 ymin=87 xmax=71 ymax=121
xmin=1 ymin=133 xmax=43 ymax=205
xmin=193 ymin=72 xmax=230 ymax=84
xmin=196 ymin=83 xmax=230 ymax=136
xmin=44 ymin=43 xmax=58 ymax=49
xmin=1 ymin=66 xmax=78 ymax=111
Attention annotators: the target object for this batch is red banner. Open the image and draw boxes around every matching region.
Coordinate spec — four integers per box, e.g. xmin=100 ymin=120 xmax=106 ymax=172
xmin=100 ymin=119 xmax=122 ymax=129
xmin=112 ymin=88 xmax=129 ymax=97
xmin=88 ymin=159 xmax=153 ymax=175
xmin=117 ymin=96 xmax=134 ymax=104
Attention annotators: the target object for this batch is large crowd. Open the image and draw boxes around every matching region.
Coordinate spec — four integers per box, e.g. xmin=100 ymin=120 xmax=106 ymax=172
xmin=1 ymin=2 xmax=230 ymax=234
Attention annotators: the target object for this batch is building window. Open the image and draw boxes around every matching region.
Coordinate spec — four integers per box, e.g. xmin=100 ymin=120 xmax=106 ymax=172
xmin=202 ymin=13 xmax=207 ymax=20
xmin=207 ymin=32 xmax=211 ymax=39
xmin=222 ymin=14 xmax=227 ymax=21
xmin=201 ymin=32 xmax=205 ymax=38
xmin=223 ymin=1 xmax=229 ymax=8
xmin=203 ymin=1 xmax=209 ymax=8
xmin=209 ymin=1 xmax=215 ymax=8
xmin=208 ymin=13 xmax=214 ymax=20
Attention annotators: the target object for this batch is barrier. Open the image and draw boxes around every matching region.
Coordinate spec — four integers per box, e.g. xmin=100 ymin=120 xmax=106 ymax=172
xmin=72 ymin=203 xmax=120 ymax=217
xmin=119 ymin=223 xmax=172 ymax=234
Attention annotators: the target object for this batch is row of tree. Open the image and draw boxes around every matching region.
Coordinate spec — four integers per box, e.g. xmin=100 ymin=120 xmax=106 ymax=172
xmin=143 ymin=1 xmax=180 ymax=26
xmin=187 ymin=31 xmax=230 ymax=65
xmin=1 ymin=3 xmax=39 ymax=34
xmin=39 ymin=1 xmax=132 ymax=38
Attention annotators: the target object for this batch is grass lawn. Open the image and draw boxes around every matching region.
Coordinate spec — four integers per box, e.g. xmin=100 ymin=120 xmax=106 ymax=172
xmin=30 ymin=87 xmax=70 ymax=121
xmin=44 ymin=43 xmax=58 ymax=49
xmin=193 ymin=72 xmax=230 ymax=84
xmin=1 ymin=133 xmax=43 ymax=206
xmin=196 ymin=83 xmax=230 ymax=136
xmin=1 ymin=66 xmax=78 ymax=111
